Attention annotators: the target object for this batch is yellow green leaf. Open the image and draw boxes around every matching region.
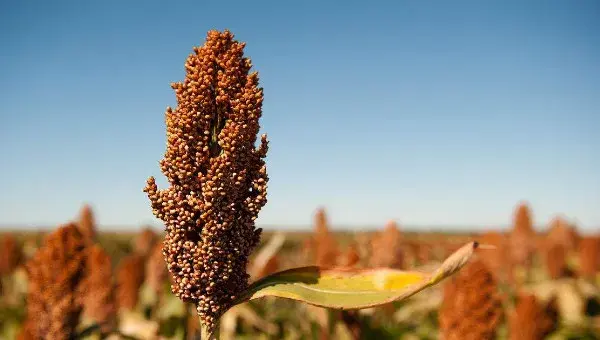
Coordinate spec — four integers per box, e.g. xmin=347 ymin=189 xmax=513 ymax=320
xmin=235 ymin=241 xmax=479 ymax=310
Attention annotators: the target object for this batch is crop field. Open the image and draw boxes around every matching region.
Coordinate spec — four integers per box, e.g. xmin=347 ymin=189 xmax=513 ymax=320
xmin=1 ymin=204 xmax=599 ymax=340
xmin=2 ymin=7 xmax=599 ymax=338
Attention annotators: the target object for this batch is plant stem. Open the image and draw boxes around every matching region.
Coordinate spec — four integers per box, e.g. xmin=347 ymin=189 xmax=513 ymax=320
xmin=183 ymin=305 xmax=189 ymax=340
xmin=200 ymin=318 xmax=220 ymax=340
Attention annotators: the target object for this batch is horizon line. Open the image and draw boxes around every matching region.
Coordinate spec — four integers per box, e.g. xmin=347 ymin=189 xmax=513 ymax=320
xmin=2 ymin=222 xmax=593 ymax=234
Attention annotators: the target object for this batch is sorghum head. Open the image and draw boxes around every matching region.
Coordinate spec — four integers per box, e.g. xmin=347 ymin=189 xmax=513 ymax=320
xmin=144 ymin=29 xmax=269 ymax=327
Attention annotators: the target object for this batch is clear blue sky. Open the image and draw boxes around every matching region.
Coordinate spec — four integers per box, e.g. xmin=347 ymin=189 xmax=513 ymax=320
xmin=1 ymin=0 xmax=598 ymax=231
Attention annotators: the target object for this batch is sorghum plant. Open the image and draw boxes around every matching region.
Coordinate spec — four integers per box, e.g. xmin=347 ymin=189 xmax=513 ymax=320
xmin=76 ymin=204 xmax=97 ymax=242
xmin=0 ymin=233 xmax=22 ymax=276
xmin=543 ymin=242 xmax=570 ymax=279
xmin=312 ymin=207 xmax=340 ymax=267
xmin=79 ymin=244 xmax=116 ymax=333
xmin=23 ymin=223 xmax=87 ymax=339
xmin=144 ymin=29 xmax=268 ymax=336
xmin=439 ymin=260 xmax=504 ymax=340
xmin=544 ymin=216 xmax=579 ymax=258
xmin=133 ymin=227 xmax=159 ymax=257
xmin=369 ymin=220 xmax=404 ymax=269
xmin=578 ymin=235 xmax=600 ymax=279
xmin=340 ymin=243 xmax=360 ymax=267
xmin=146 ymin=241 xmax=169 ymax=295
xmin=115 ymin=253 xmax=145 ymax=311
xmin=508 ymin=202 xmax=536 ymax=282
xmin=509 ymin=293 xmax=558 ymax=340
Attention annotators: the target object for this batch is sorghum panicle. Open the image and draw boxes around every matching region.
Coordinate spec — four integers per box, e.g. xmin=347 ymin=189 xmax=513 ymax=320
xmin=0 ymin=233 xmax=22 ymax=276
xmin=116 ymin=254 xmax=145 ymax=311
xmin=578 ymin=235 xmax=600 ymax=278
xmin=509 ymin=202 xmax=536 ymax=273
xmin=312 ymin=207 xmax=340 ymax=267
xmin=77 ymin=204 xmax=97 ymax=242
xmin=544 ymin=216 xmax=579 ymax=253
xmin=413 ymin=241 xmax=433 ymax=265
xmin=543 ymin=242 xmax=570 ymax=279
xmin=79 ymin=244 xmax=117 ymax=333
xmin=509 ymin=293 xmax=558 ymax=340
xmin=146 ymin=242 xmax=168 ymax=294
xmin=340 ymin=243 xmax=360 ymax=267
xmin=439 ymin=260 xmax=504 ymax=340
xmin=132 ymin=227 xmax=159 ymax=257
xmin=369 ymin=220 xmax=404 ymax=269
xmin=24 ymin=223 xmax=87 ymax=339
xmin=17 ymin=319 xmax=37 ymax=340
xmin=144 ymin=29 xmax=269 ymax=327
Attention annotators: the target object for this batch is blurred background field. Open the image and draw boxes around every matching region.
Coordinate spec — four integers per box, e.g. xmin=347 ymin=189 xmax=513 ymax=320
xmin=2 ymin=2 xmax=598 ymax=339
xmin=1 ymin=203 xmax=599 ymax=339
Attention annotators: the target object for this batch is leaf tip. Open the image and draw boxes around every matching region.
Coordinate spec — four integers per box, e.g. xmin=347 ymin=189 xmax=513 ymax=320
xmin=430 ymin=241 xmax=478 ymax=284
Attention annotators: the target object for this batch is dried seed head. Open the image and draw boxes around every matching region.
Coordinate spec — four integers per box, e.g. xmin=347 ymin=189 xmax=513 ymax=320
xmin=543 ymin=242 xmax=571 ymax=279
xmin=369 ymin=220 xmax=404 ymax=269
xmin=143 ymin=29 xmax=269 ymax=327
xmin=133 ymin=227 xmax=159 ymax=257
xmin=301 ymin=237 xmax=316 ymax=264
xmin=439 ymin=260 xmax=504 ymax=340
xmin=24 ymin=223 xmax=87 ymax=339
xmin=314 ymin=207 xmax=329 ymax=235
xmin=16 ymin=319 xmax=36 ymax=340
xmin=312 ymin=207 xmax=339 ymax=267
xmin=578 ymin=235 xmax=600 ymax=279
xmin=146 ymin=241 xmax=168 ymax=294
xmin=416 ymin=241 xmax=434 ymax=265
xmin=77 ymin=203 xmax=97 ymax=242
xmin=0 ymin=233 xmax=23 ymax=276
xmin=340 ymin=243 xmax=361 ymax=267
xmin=79 ymin=244 xmax=116 ymax=333
xmin=514 ymin=202 xmax=534 ymax=234
xmin=540 ymin=217 xmax=579 ymax=280
xmin=509 ymin=202 xmax=536 ymax=271
xmin=544 ymin=216 xmax=579 ymax=253
xmin=509 ymin=293 xmax=558 ymax=340
xmin=116 ymin=254 xmax=146 ymax=311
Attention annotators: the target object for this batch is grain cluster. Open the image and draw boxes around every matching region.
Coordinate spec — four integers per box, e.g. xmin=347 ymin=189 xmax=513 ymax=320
xmin=144 ymin=29 xmax=269 ymax=327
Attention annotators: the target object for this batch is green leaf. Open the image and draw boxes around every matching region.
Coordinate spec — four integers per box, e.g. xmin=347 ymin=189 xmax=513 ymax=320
xmin=235 ymin=241 xmax=478 ymax=310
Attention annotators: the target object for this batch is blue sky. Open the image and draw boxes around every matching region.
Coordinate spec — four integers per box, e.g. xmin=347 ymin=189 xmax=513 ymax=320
xmin=1 ymin=0 xmax=598 ymax=231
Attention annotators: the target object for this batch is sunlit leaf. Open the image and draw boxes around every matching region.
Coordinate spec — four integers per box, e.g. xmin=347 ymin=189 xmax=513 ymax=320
xmin=235 ymin=242 xmax=478 ymax=310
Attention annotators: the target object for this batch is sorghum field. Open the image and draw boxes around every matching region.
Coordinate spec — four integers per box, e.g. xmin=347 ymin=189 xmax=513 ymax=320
xmin=1 ymin=203 xmax=599 ymax=339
